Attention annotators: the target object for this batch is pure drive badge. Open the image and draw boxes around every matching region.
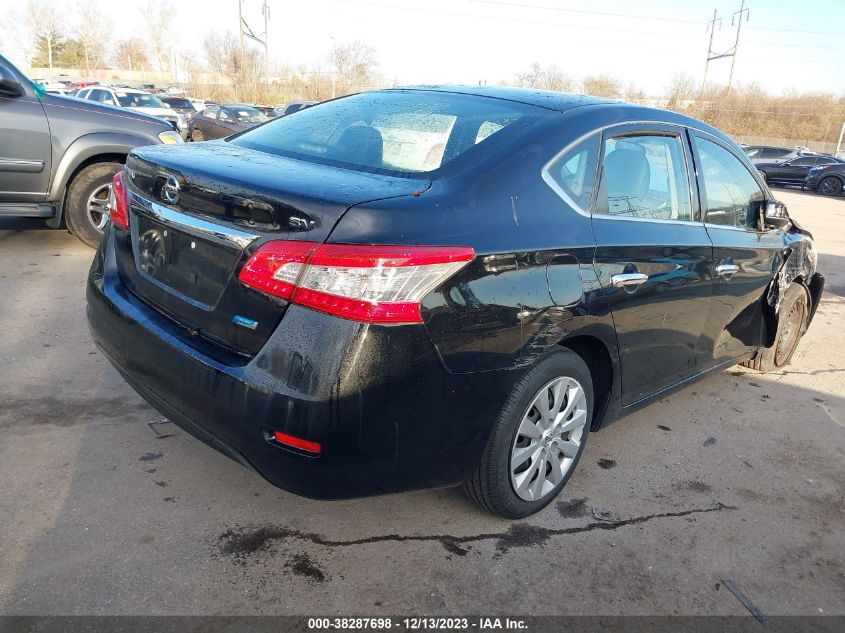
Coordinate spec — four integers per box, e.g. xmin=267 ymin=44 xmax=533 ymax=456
xmin=232 ymin=315 xmax=259 ymax=330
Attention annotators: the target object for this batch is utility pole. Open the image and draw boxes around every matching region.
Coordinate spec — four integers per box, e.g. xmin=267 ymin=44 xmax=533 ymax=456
xmin=728 ymin=0 xmax=750 ymax=91
xmin=262 ymin=0 xmax=270 ymax=83
xmin=238 ymin=0 xmax=245 ymax=63
xmin=701 ymin=9 xmax=721 ymax=96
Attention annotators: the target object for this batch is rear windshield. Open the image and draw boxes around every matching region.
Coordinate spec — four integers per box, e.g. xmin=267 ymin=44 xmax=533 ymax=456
xmin=227 ymin=106 xmax=268 ymax=124
xmin=165 ymin=98 xmax=193 ymax=108
xmin=231 ymin=90 xmax=540 ymax=175
xmin=117 ymin=92 xmax=166 ymax=108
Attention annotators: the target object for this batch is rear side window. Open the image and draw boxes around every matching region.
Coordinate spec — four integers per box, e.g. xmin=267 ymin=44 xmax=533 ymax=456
xmin=596 ymin=134 xmax=693 ymax=221
xmin=544 ymin=133 xmax=600 ymax=212
xmin=231 ymin=90 xmax=540 ymax=176
xmin=762 ymin=148 xmax=791 ymax=158
xmin=693 ymin=137 xmax=765 ymax=230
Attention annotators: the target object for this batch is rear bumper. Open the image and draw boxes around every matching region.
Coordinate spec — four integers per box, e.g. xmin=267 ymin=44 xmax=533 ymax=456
xmin=86 ymin=232 xmax=511 ymax=499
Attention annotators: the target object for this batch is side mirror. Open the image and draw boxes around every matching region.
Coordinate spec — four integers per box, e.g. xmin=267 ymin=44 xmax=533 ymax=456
xmin=763 ymin=200 xmax=790 ymax=230
xmin=0 ymin=65 xmax=25 ymax=98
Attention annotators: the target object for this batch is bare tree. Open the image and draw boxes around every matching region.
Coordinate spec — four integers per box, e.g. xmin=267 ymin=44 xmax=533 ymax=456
xmin=73 ymin=0 xmax=112 ymax=72
xmin=516 ymin=63 xmax=543 ymax=88
xmin=515 ymin=63 xmax=574 ymax=92
xmin=581 ymin=75 xmax=622 ymax=99
xmin=203 ymin=31 xmax=264 ymax=100
xmin=144 ymin=0 xmax=175 ymax=73
xmin=329 ymin=40 xmax=379 ymax=92
xmin=25 ymin=0 xmax=63 ymax=69
xmin=665 ymin=73 xmax=696 ymax=108
xmin=112 ymin=38 xmax=150 ymax=72
xmin=543 ymin=65 xmax=575 ymax=92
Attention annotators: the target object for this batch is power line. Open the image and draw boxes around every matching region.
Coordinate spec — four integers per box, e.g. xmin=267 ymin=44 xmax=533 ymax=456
xmin=466 ymin=0 xmax=703 ymax=25
xmin=467 ymin=0 xmax=845 ymax=38
xmin=338 ymin=0 xmax=845 ymax=58
xmin=339 ymin=0 xmax=707 ymax=39
xmin=746 ymin=24 xmax=845 ymax=36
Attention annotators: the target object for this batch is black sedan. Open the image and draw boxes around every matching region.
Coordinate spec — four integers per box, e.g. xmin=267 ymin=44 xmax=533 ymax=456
xmin=87 ymin=87 xmax=824 ymax=518
xmin=756 ymin=154 xmax=844 ymax=186
xmin=188 ymin=103 xmax=269 ymax=141
xmin=805 ymin=160 xmax=845 ymax=195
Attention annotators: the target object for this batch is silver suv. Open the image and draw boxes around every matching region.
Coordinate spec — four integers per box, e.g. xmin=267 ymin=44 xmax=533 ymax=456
xmin=0 ymin=56 xmax=183 ymax=246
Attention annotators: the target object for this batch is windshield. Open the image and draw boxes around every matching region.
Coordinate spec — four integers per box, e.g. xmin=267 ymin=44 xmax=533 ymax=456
xmin=231 ymin=90 xmax=538 ymax=175
xmin=116 ymin=92 xmax=167 ymax=109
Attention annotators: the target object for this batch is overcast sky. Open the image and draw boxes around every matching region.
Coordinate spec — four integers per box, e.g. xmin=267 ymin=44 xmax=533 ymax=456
xmin=5 ymin=0 xmax=845 ymax=95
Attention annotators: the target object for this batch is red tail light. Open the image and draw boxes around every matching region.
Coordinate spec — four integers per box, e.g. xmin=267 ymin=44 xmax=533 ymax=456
xmin=272 ymin=430 xmax=321 ymax=454
xmin=237 ymin=240 xmax=318 ymax=299
xmin=108 ymin=171 xmax=129 ymax=230
xmin=239 ymin=241 xmax=475 ymax=324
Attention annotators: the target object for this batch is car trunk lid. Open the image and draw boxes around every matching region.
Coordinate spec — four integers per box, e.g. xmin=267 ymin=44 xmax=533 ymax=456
xmin=116 ymin=141 xmax=429 ymax=357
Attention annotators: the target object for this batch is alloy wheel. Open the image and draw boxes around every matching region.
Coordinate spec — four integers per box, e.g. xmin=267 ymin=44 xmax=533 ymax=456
xmin=510 ymin=376 xmax=589 ymax=501
xmin=819 ymin=178 xmax=840 ymax=195
xmin=86 ymin=183 xmax=112 ymax=233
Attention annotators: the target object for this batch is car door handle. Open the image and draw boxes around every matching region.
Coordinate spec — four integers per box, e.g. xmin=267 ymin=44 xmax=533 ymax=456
xmin=716 ymin=264 xmax=740 ymax=278
xmin=611 ymin=273 xmax=649 ymax=288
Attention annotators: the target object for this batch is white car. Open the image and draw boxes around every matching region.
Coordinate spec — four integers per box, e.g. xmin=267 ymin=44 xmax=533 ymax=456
xmin=75 ymin=86 xmax=187 ymax=133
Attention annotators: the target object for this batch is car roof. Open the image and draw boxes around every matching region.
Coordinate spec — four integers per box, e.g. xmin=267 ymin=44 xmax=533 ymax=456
xmin=377 ymin=86 xmax=738 ymax=144
xmin=386 ymin=85 xmax=615 ymax=112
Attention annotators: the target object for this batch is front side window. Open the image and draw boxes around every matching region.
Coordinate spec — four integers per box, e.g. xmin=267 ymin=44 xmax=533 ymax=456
xmin=694 ymin=136 xmax=765 ymax=231
xmin=204 ymin=106 xmax=218 ymax=120
xmin=596 ymin=134 xmax=693 ymax=221
xmin=545 ymin=133 xmax=600 ymax=212
xmin=231 ymin=90 xmax=541 ymax=176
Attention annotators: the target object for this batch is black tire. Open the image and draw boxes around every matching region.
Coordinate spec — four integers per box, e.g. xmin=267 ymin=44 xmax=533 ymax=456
xmin=191 ymin=128 xmax=204 ymax=142
xmin=818 ymin=176 xmax=843 ymax=196
xmin=743 ymin=283 xmax=809 ymax=373
xmin=463 ymin=348 xmax=594 ymax=519
xmin=65 ymin=161 xmax=122 ymax=248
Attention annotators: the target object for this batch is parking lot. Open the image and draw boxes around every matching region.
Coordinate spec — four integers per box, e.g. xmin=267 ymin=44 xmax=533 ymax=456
xmin=0 ymin=188 xmax=842 ymax=616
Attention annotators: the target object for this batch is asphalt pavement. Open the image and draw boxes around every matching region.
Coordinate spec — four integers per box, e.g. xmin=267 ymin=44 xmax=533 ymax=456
xmin=0 ymin=188 xmax=842 ymax=616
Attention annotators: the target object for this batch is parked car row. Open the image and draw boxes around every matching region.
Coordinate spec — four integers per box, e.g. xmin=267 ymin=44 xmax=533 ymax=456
xmin=742 ymin=144 xmax=845 ymax=195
